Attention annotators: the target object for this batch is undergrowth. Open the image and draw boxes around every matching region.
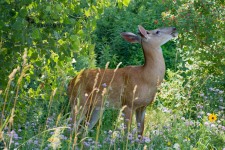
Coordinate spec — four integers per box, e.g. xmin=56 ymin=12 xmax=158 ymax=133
xmin=0 ymin=52 xmax=224 ymax=150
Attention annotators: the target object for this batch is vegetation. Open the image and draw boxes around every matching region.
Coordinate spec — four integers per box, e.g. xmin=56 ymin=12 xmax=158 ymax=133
xmin=0 ymin=0 xmax=224 ymax=149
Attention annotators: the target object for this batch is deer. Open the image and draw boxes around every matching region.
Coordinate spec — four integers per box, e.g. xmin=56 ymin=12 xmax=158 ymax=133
xmin=68 ymin=25 xmax=178 ymax=136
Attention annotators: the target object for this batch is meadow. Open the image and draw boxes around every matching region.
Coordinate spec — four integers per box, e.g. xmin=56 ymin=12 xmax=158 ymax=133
xmin=0 ymin=0 xmax=224 ymax=149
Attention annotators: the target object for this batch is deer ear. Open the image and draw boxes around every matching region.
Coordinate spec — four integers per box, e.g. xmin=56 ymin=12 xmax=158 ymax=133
xmin=138 ymin=25 xmax=148 ymax=38
xmin=121 ymin=32 xmax=140 ymax=43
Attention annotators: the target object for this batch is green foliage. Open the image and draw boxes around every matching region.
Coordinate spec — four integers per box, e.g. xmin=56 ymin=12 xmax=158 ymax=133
xmin=175 ymin=0 xmax=225 ymax=77
xmin=0 ymin=0 xmax=114 ymax=124
xmin=93 ymin=0 xmax=178 ymax=69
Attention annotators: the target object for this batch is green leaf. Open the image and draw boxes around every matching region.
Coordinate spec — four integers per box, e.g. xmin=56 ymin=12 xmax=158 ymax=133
xmin=84 ymin=9 xmax=91 ymax=17
xmin=122 ymin=0 xmax=130 ymax=7
xmin=58 ymin=39 xmax=65 ymax=45
xmin=32 ymin=28 xmax=40 ymax=39
xmin=56 ymin=4 xmax=62 ymax=11
xmin=70 ymin=35 xmax=79 ymax=42
xmin=36 ymin=60 xmax=42 ymax=67
xmin=46 ymin=6 xmax=51 ymax=12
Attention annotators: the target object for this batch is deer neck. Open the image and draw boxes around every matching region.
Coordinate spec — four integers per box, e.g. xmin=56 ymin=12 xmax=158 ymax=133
xmin=141 ymin=44 xmax=166 ymax=83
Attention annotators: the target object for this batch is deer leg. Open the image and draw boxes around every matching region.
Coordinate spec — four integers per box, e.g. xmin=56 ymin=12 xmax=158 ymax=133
xmin=123 ymin=106 xmax=133 ymax=133
xmin=135 ymin=106 xmax=146 ymax=136
xmin=87 ymin=107 xmax=102 ymax=130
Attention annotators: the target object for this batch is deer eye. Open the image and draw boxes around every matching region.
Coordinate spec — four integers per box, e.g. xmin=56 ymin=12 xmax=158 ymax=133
xmin=156 ymin=31 xmax=160 ymax=34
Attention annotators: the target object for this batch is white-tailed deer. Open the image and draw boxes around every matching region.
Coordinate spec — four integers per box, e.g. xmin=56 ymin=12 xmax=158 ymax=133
xmin=68 ymin=25 xmax=178 ymax=136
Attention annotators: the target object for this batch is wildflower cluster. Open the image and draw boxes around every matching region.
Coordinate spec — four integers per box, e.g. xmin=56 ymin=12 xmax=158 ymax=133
xmin=83 ymin=138 xmax=102 ymax=149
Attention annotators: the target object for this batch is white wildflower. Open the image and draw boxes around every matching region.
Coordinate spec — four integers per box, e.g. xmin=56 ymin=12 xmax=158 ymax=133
xmin=173 ymin=143 xmax=180 ymax=150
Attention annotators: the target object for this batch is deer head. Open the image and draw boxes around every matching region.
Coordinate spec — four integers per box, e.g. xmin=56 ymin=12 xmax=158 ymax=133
xmin=121 ymin=25 xmax=178 ymax=48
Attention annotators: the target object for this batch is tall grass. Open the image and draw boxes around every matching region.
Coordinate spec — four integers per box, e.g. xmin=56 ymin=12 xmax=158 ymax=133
xmin=0 ymin=54 xmax=224 ymax=150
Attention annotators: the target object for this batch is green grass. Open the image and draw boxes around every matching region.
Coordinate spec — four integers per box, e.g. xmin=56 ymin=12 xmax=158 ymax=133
xmin=1 ymin=102 xmax=224 ymax=149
